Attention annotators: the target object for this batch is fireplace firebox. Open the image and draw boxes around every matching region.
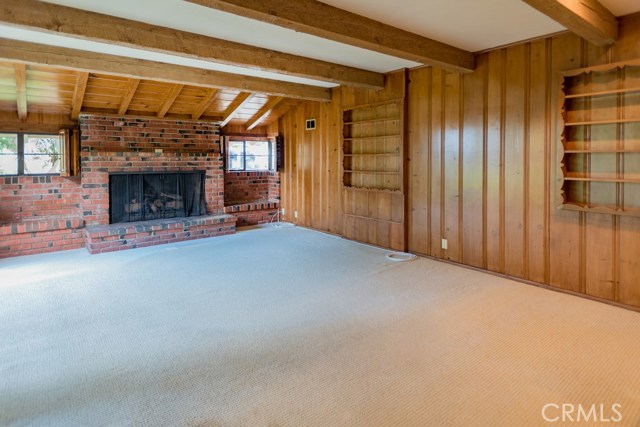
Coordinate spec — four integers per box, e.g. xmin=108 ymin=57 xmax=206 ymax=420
xmin=109 ymin=172 xmax=205 ymax=224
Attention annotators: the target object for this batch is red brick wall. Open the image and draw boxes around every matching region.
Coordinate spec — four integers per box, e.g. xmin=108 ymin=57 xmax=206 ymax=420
xmin=268 ymin=172 xmax=280 ymax=201
xmin=0 ymin=219 xmax=85 ymax=257
xmin=224 ymin=171 xmax=280 ymax=205
xmin=80 ymin=115 xmax=222 ymax=225
xmin=0 ymin=176 xmax=82 ymax=223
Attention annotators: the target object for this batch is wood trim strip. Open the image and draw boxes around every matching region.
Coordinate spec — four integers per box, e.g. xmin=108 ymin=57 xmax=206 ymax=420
xmin=70 ymin=72 xmax=89 ymax=120
xmin=191 ymin=89 xmax=219 ymax=120
xmin=118 ymin=79 xmax=141 ymax=116
xmin=246 ymin=97 xmax=284 ymax=130
xmin=523 ymin=43 xmax=531 ymax=279
xmin=157 ymin=84 xmax=184 ymax=118
xmin=220 ymin=93 xmax=253 ymax=128
xmin=14 ymin=63 xmax=27 ymax=120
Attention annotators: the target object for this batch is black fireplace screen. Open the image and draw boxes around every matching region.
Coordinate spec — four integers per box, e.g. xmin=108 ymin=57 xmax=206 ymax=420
xmin=109 ymin=172 xmax=205 ymax=224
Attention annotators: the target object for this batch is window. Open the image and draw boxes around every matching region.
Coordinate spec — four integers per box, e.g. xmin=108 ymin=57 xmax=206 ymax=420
xmin=0 ymin=133 xmax=62 ymax=176
xmin=228 ymin=140 xmax=273 ymax=171
xmin=0 ymin=134 xmax=18 ymax=175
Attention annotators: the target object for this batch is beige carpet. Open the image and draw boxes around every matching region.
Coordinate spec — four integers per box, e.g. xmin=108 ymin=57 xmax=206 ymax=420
xmin=1 ymin=225 xmax=639 ymax=426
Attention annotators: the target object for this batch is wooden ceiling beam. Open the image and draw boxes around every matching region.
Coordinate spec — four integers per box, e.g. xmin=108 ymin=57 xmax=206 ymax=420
xmin=70 ymin=71 xmax=89 ymax=120
xmin=246 ymin=96 xmax=283 ymax=130
xmin=0 ymin=39 xmax=331 ymax=102
xmin=521 ymin=0 xmax=618 ymax=46
xmin=14 ymin=64 xmax=27 ymax=120
xmin=186 ymin=0 xmax=475 ymax=72
xmin=118 ymin=78 xmax=140 ymax=115
xmin=157 ymin=84 xmax=184 ymax=118
xmin=220 ymin=93 xmax=252 ymax=128
xmin=192 ymin=89 xmax=219 ymax=120
xmin=0 ymin=0 xmax=383 ymax=89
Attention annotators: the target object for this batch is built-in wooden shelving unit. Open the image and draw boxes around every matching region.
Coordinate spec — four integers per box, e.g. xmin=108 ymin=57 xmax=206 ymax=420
xmin=559 ymin=60 xmax=640 ymax=216
xmin=341 ymin=98 xmax=407 ymax=251
xmin=342 ymin=100 xmax=403 ymax=191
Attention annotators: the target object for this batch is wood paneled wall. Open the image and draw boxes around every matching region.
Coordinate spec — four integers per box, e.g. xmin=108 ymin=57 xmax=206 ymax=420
xmin=279 ymin=71 xmax=406 ymax=237
xmin=279 ymin=13 xmax=640 ymax=309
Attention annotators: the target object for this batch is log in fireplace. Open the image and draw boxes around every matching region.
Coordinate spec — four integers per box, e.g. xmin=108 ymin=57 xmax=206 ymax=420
xmin=109 ymin=172 xmax=205 ymax=224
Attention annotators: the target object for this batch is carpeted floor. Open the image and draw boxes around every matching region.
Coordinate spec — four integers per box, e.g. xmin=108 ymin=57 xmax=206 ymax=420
xmin=1 ymin=225 xmax=640 ymax=427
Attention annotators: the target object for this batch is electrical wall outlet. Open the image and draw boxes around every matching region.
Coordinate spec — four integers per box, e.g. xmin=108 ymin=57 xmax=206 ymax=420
xmin=294 ymin=210 xmax=298 ymax=219
xmin=441 ymin=239 xmax=448 ymax=250
xmin=281 ymin=208 xmax=285 ymax=215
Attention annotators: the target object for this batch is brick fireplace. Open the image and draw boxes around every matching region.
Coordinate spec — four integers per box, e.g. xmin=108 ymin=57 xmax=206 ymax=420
xmin=80 ymin=115 xmax=225 ymax=224
xmin=0 ymin=115 xmax=238 ymax=257
xmin=80 ymin=116 xmax=236 ymax=254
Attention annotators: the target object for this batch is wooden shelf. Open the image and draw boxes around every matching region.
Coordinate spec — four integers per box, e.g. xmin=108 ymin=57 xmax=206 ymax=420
xmin=565 ymin=87 xmax=640 ymax=99
xmin=559 ymin=203 xmax=640 ymax=217
xmin=564 ymin=118 xmax=640 ymax=126
xmin=343 ymin=101 xmax=403 ymax=193
xmin=559 ymin=62 xmax=640 ymax=216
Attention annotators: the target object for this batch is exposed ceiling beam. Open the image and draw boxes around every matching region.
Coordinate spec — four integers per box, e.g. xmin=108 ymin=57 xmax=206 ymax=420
xmin=70 ymin=71 xmax=89 ymax=120
xmin=186 ymin=0 xmax=475 ymax=72
xmin=220 ymin=93 xmax=252 ymax=128
xmin=246 ymin=97 xmax=283 ymax=130
xmin=0 ymin=0 xmax=383 ymax=89
xmin=118 ymin=78 xmax=140 ymax=115
xmin=14 ymin=64 xmax=27 ymax=120
xmin=157 ymin=84 xmax=184 ymax=118
xmin=521 ymin=0 xmax=618 ymax=46
xmin=0 ymin=39 xmax=331 ymax=102
xmin=192 ymin=89 xmax=219 ymax=120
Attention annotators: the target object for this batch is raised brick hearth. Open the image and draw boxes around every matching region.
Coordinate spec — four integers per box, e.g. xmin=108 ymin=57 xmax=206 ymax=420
xmin=85 ymin=214 xmax=236 ymax=254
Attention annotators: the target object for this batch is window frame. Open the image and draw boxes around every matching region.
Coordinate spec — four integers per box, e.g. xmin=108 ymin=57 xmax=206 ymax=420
xmin=0 ymin=132 xmax=62 ymax=177
xmin=226 ymin=139 xmax=274 ymax=172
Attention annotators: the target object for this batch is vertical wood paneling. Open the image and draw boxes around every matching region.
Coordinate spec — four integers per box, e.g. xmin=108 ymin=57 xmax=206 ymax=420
xmin=549 ymin=35 xmax=583 ymax=293
xmin=279 ymin=15 xmax=640 ymax=310
xmin=328 ymin=89 xmax=342 ymax=235
xmin=485 ymin=50 xmax=504 ymax=272
xmin=408 ymin=67 xmax=431 ymax=255
xmin=619 ymin=217 xmax=640 ymax=306
xmin=430 ymin=68 xmax=445 ymax=258
xmin=527 ymin=40 xmax=549 ymax=283
xmin=443 ymin=72 xmax=461 ymax=262
xmin=585 ymin=215 xmax=616 ymax=299
xmin=462 ymin=56 xmax=486 ymax=268
xmin=504 ymin=44 xmax=527 ymax=279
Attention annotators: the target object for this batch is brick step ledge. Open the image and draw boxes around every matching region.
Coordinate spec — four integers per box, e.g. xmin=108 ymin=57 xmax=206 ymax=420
xmin=85 ymin=214 xmax=236 ymax=254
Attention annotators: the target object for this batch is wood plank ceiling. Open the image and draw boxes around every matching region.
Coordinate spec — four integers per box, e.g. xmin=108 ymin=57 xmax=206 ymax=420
xmin=0 ymin=61 xmax=300 ymax=128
